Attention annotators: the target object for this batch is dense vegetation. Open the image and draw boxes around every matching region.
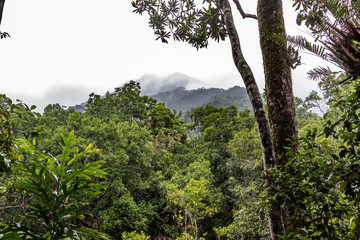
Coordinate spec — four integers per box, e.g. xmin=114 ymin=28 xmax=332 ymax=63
xmin=0 ymin=81 xmax=261 ymax=239
xmin=1 ymin=74 xmax=359 ymax=239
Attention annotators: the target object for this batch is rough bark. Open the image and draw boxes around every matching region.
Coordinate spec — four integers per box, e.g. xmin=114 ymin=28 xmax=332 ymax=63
xmin=257 ymin=0 xmax=297 ymax=166
xmin=257 ymin=0 xmax=298 ymax=238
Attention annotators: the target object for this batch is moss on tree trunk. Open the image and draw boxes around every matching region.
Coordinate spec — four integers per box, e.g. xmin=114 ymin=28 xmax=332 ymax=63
xmin=257 ymin=0 xmax=297 ymax=238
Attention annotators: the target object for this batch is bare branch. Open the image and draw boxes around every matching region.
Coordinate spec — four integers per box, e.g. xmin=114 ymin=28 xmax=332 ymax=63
xmin=232 ymin=0 xmax=257 ymax=20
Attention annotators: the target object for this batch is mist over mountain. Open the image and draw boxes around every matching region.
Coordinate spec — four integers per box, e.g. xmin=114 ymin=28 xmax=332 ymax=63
xmin=151 ymin=86 xmax=250 ymax=113
xmin=137 ymin=73 xmax=204 ymax=96
xmin=68 ymin=73 xmax=251 ymax=114
xmin=136 ymin=73 xmax=251 ymax=113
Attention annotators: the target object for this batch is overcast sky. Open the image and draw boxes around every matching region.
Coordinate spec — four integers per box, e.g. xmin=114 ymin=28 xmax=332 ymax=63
xmin=0 ymin=0 xmax=323 ymax=112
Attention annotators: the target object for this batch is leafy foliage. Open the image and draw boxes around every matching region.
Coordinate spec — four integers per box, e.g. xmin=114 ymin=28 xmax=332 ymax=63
xmin=0 ymin=95 xmax=39 ymax=173
xmin=0 ymin=131 xmax=108 ymax=239
xmin=148 ymin=103 xmax=187 ymax=142
xmin=131 ymin=0 xmax=226 ymax=49
xmin=86 ymin=81 xmax=156 ymax=123
xmin=166 ymin=159 xmax=220 ymax=239
xmin=215 ymin=127 xmax=269 ymax=239
xmin=122 ymin=231 xmax=150 ymax=240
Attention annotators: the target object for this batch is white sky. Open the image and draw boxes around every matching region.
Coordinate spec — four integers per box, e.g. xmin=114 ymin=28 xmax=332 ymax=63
xmin=0 ymin=0 xmax=322 ymax=112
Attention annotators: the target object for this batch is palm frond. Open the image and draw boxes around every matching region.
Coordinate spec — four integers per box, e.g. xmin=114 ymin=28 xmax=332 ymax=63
xmin=322 ymin=20 xmax=360 ymax=76
xmin=292 ymin=0 xmax=360 ymax=79
xmin=324 ymin=0 xmax=353 ymax=20
xmin=307 ymin=66 xmax=336 ymax=80
xmin=287 ymin=35 xmax=328 ymax=59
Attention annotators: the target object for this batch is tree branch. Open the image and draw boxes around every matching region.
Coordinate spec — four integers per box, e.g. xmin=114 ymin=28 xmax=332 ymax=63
xmin=232 ymin=0 xmax=257 ymax=20
xmin=0 ymin=205 xmax=22 ymax=210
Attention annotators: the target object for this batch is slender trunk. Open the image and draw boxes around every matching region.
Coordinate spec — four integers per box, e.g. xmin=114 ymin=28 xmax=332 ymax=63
xmin=0 ymin=0 xmax=5 ymax=25
xmin=221 ymin=0 xmax=275 ymax=171
xmin=220 ymin=1 xmax=283 ymax=238
xmin=257 ymin=0 xmax=298 ymax=238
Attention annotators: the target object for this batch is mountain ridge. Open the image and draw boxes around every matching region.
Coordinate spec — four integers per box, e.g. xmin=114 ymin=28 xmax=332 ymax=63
xmin=68 ymin=73 xmax=251 ymax=113
xmin=151 ymin=85 xmax=250 ymax=113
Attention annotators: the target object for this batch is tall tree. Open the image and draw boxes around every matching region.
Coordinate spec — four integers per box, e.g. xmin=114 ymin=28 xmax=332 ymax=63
xmin=257 ymin=0 xmax=297 ymax=236
xmin=132 ymin=0 xmax=297 ymax=238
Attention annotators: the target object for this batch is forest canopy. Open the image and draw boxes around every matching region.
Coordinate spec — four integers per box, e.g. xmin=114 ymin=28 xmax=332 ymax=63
xmin=1 ymin=72 xmax=359 ymax=239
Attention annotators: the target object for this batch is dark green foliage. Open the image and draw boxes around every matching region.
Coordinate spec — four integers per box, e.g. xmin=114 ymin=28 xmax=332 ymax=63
xmin=190 ymin=105 xmax=237 ymax=132
xmin=89 ymin=121 xmax=159 ymax=237
xmin=148 ymin=104 xmax=187 ymax=143
xmin=187 ymin=106 xmax=263 ymax=238
xmin=86 ymin=81 xmax=156 ymax=123
xmin=216 ymin=127 xmax=270 ymax=239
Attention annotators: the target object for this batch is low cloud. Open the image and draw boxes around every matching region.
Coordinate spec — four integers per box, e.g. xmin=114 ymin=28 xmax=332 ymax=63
xmin=43 ymin=84 xmax=92 ymax=107
xmin=136 ymin=72 xmax=204 ymax=96
xmin=4 ymin=84 xmax=94 ymax=114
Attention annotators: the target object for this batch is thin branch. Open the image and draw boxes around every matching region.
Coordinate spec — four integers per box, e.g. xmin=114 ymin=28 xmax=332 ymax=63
xmin=232 ymin=0 xmax=257 ymax=20
xmin=0 ymin=205 xmax=22 ymax=210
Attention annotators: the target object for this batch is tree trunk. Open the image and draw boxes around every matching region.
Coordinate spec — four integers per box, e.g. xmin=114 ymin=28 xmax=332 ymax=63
xmin=0 ymin=0 xmax=5 ymax=26
xmin=257 ymin=0 xmax=298 ymax=238
xmin=220 ymin=1 xmax=284 ymax=238
xmin=257 ymin=0 xmax=297 ymax=166
xmin=220 ymin=0 xmax=275 ymax=171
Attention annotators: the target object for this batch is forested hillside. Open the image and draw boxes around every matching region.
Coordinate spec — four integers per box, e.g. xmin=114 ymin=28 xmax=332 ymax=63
xmin=151 ymin=86 xmax=250 ymax=113
xmin=69 ymin=85 xmax=251 ymax=116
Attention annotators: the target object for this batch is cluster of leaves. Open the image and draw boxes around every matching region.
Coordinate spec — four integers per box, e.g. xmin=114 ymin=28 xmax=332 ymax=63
xmin=166 ymin=159 xmax=220 ymax=239
xmin=293 ymin=0 xmax=358 ymax=29
xmin=0 ymin=131 xmax=109 ymax=239
xmin=149 ymin=104 xmax=187 ymax=142
xmin=0 ymin=95 xmax=40 ymax=173
xmin=131 ymin=0 xmax=226 ymax=49
xmin=86 ymin=81 xmax=156 ymax=123
xmin=187 ymin=105 xmax=269 ymax=239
